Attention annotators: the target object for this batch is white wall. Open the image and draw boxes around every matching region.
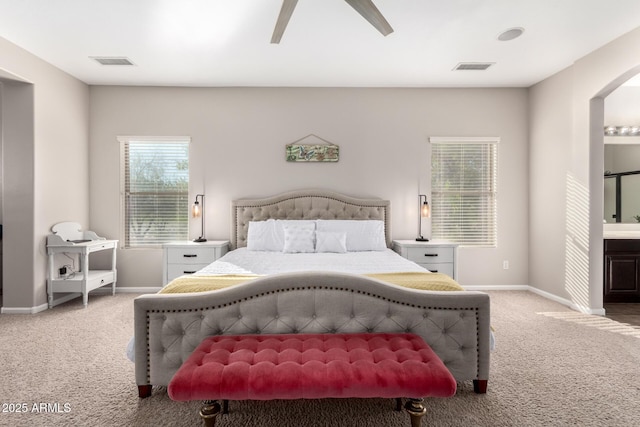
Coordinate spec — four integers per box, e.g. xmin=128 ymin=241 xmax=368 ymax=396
xmin=0 ymin=36 xmax=89 ymax=311
xmin=529 ymin=26 xmax=640 ymax=313
xmin=89 ymin=86 xmax=529 ymax=289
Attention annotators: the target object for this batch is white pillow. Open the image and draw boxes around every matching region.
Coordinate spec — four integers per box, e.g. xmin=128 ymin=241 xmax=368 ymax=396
xmin=247 ymin=219 xmax=315 ymax=251
xmin=247 ymin=220 xmax=282 ymax=251
xmin=315 ymin=220 xmax=386 ymax=251
xmin=282 ymin=224 xmax=316 ymax=253
xmin=315 ymin=231 xmax=347 ymax=253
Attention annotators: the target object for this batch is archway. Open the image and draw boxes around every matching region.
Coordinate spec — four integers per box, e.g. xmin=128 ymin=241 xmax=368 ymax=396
xmin=589 ymin=65 xmax=640 ymax=314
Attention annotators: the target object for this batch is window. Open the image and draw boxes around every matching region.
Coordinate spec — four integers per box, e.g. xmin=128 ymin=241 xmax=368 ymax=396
xmin=119 ymin=137 xmax=190 ymax=248
xmin=430 ymin=137 xmax=498 ymax=247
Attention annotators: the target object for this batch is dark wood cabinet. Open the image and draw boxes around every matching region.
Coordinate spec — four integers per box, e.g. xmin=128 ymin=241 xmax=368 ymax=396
xmin=604 ymin=239 xmax=640 ymax=303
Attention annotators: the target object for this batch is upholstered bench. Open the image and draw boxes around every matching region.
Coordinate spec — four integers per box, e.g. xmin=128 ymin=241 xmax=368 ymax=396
xmin=168 ymin=332 xmax=456 ymax=426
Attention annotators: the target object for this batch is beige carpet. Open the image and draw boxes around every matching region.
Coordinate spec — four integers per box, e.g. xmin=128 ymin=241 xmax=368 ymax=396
xmin=1 ymin=290 xmax=639 ymax=427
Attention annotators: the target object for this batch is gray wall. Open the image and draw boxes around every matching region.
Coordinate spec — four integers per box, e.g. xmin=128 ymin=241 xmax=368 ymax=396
xmin=89 ymin=86 xmax=529 ymax=289
xmin=529 ymin=26 xmax=640 ymax=313
xmin=0 ymin=36 xmax=89 ymax=311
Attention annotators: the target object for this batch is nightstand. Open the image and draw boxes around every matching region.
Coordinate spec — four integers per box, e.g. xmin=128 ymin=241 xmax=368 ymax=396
xmin=163 ymin=241 xmax=229 ymax=285
xmin=392 ymin=240 xmax=458 ymax=279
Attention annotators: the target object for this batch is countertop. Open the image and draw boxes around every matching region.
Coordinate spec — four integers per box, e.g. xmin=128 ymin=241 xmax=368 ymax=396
xmin=604 ymin=224 xmax=640 ymax=239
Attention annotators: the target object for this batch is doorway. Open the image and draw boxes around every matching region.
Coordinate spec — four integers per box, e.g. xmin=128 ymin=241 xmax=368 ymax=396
xmin=594 ymin=67 xmax=640 ymax=317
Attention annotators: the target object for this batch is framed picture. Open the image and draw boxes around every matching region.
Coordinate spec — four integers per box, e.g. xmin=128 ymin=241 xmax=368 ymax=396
xmin=286 ymin=143 xmax=339 ymax=162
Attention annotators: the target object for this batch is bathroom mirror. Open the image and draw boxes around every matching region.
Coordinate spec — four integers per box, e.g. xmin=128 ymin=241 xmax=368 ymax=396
xmin=603 ymin=82 xmax=640 ymax=224
xmin=604 ymin=143 xmax=640 ymax=223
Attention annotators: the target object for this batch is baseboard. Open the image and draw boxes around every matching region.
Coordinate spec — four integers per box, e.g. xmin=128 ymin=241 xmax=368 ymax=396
xmin=92 ymin=286 xmax=162 ymax=294
xmin=0 ymin=285 xmax=606 ymax=315
xmin=466 ymin=285 xmax=606 ymax=316
xmin=527 ymin=286 xmax=606 ymax=315
xmin=117 ymin=287 xmax=162 ymax=294
xmin=1 ymin=303 xmax=48 ymax=314
xmin=464 ymin=285 xmax=529 ymax=291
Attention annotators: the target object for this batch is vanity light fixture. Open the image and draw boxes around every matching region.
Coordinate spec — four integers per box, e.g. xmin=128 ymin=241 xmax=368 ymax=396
xmin=604 ymin=125 xmax=640 ymax=136
xmin=192 ymin=194 xmax=207 ymax=242
xmin=416 ymin=194 xmax=431 ymax=242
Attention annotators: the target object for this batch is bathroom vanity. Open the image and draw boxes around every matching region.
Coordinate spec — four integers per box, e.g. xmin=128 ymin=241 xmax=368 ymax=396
xmin=603 ymin=226 xmax=640 ymax=303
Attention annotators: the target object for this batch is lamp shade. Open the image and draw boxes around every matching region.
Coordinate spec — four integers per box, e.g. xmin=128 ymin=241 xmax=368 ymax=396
xmin=416 ymin=194 xmax=430 ymax=241
xmin=192 ymin=194 xmax=206 ymax=242
xmin=421 ymin=200 xmax=430 ymax=218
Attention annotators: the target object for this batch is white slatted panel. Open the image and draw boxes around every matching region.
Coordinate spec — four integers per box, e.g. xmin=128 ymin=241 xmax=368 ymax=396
xmin=120 ymin=138 xmax=190 ymax=248
xmin=430 ymin=138 xmax=498 ymax=247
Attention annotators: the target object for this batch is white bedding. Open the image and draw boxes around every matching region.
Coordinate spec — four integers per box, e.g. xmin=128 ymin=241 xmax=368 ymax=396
xmin=194 ymin=247 xmax=428 ymax=276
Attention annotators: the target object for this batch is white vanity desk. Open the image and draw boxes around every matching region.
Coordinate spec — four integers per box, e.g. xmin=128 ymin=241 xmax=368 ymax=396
xmin=46 ymin=222 xmax=117 ymax=308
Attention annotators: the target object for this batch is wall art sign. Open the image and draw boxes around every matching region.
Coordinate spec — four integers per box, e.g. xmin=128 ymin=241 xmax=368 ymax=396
xmin=286 ymin=143 xmax=339 ymax=162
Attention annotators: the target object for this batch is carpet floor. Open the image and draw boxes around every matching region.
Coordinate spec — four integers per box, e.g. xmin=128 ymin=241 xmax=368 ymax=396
xmin=0 ymin=290 xmax=639 ymax=427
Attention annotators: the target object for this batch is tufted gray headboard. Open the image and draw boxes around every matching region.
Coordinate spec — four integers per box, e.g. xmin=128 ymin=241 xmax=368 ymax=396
xmin=231 ymin=189 xmax=391 ymax=250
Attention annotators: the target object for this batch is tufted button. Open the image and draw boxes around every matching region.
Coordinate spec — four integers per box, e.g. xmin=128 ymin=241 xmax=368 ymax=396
xmin=350 ymin=314 xmax=355 ymax=319
xmin=200 ymin=315 xmax=205 ymax=320
xmin=255 ymin=329 xmax=261 ymax=334
xmin=275 ymin=315 xmax=279 ymax=319
xmin=292 ymin=328 xmax=298 ymax=333
xmin=386 ymin=313 xmax=391 ymax=318
xmin=330 ymin=328 xmax=337 ymax=333
xmin=367 ymin=328 xmax=373 ymax=333
xmin=423 ymin=313 xmax=428 ymax=318
xmin=181 ymin=331 xmax=186 ymax=335
xmin=405 ymin=329 xmax=411 ymax=333
xmin=238 ymin=315 xmax=242 ymax=319
xmin=162 ymin=315 xmax=167 ymax=320
xmin=312 ymin=314 xmax=317 ymax=319
xmin=459 ymin=313 xmax=465 ymax=318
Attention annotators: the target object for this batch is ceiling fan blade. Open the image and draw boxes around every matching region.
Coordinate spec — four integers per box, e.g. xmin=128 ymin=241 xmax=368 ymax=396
xmin=271 ymin=0 xmax=299 ymax=44
xmin=344 ymin=0 xmax=393 ymax=36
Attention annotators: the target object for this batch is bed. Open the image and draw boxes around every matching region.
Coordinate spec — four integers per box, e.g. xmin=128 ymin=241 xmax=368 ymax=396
xmin=134 ymin=189 xmax=491 ymax=397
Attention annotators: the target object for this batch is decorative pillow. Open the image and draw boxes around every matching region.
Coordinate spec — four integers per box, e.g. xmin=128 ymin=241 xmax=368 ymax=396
xmin=282 ymin=224 xmax=316 ymax=253
xmin=315 ymin=231 xmax=347 ymax=253
xmin=247 ymin=219 xmax=316 ymax=251
xmin=247 ymin=220 xmax=282 ymax=251
xmin=316 ymin=220 xmax=386 ymax=251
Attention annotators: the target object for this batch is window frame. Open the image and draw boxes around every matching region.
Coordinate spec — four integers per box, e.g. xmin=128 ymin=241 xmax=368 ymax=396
xmin=118 ymin=136 xmax=191 ymax=249
xmin=429 ymin=136 xmax=499 ymax=247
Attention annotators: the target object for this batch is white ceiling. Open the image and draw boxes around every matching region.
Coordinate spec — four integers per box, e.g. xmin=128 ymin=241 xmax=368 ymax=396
xmin=1 ymin=0 xmax=640 ymax=88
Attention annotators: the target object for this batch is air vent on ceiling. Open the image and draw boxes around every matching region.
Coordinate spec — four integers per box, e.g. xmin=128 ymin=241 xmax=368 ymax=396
xmin=453 ymin=62 xmax=494 ymax=71
xmin=90 ymin=56 xmax=135 ymax=66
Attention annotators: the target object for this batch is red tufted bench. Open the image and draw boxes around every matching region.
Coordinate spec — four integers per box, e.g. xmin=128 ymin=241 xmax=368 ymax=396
xmin=168 ymin=332 xmax=456 ymax=426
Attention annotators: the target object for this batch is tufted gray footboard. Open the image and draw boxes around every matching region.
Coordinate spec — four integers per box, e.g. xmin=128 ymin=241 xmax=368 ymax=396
xmin=134 ymin=271 xmax=491 ymax=397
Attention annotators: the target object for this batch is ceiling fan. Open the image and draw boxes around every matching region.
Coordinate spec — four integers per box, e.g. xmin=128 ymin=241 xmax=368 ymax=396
xmin=271 ymin=0 xmax=394 ymax=44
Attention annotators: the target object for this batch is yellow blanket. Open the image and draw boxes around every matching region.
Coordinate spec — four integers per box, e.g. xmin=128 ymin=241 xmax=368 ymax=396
xmin=159 ymin=272 xmax=464 ymax=294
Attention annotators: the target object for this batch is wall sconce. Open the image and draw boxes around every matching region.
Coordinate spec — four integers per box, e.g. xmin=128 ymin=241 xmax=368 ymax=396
xmin=192 ymin=194 xmax=206 ymax=242
xmin=416 ymin=194 xmax=430 ymax=242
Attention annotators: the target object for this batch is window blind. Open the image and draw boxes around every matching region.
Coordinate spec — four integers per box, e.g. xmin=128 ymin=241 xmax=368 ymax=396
xmin=120 ymin=139 xmax=190 ymax=248
xmin=430 ymin=138 xmax=498 ymax=247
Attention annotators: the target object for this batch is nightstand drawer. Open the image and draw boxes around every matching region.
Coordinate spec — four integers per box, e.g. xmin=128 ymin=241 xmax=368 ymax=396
xmin=167 ymin=247 xmax=216 ymax=264
xmin=163 ymin=241 xmax=229 ymax=286
xmin=404 ymin=247 xmax=454 ymax=264
xmin=167 ymin=264 xmax=210 ymax=282
xmin=392 ymin=240 xmax=458 ymax=280
xmin=419 ymin=262 xmax=454 ymax=277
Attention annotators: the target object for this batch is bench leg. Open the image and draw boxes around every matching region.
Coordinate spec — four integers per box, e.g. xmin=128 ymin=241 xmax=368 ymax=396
xmin=200 ymin=400 xmax=221 ymax=427
xmin=395 ymin=398 xmax=402 ymax=411
xmin=404 ymin=398 xmax=426 ymax=427
xmin=473 ymin=379 xmax=488 ymax=394
xmin=138 ymin=385 xmax=152 ymax=398
xmin=222 ymin=400 xmax=229 ymax=414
